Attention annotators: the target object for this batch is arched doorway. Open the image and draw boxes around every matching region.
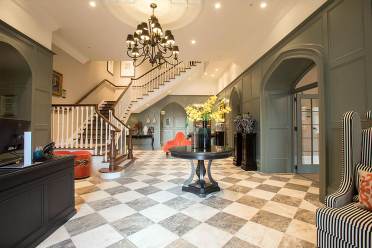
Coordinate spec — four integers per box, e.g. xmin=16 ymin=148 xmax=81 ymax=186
xmin=261 ymin=48 xmax=326 ymax=198
xmin=160 ymin=102 xmax=187 ymax=146
xmin=0 ymin=42 xmax=32 ymax=121
xmin=227 ymin=87 xmax=241 ymax=148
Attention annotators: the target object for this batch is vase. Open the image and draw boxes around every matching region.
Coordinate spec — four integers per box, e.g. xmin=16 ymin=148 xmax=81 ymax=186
xmin=241 ymin=133 xmax=257 ymax=171
xmin=215 ymin=122 xmax=225 ymax=146
xmin=196 ymin=120 xmax=211 ymax=150
xmin=233 ymin=133 xmax=242 ymax=166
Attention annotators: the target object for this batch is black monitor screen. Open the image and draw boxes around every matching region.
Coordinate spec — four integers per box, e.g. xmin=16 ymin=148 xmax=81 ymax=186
xmin=0 ymin=118 xmax=30 ymax=154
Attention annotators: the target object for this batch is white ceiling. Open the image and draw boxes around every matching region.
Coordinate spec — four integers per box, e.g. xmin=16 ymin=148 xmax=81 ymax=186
xmin=15 ymin=0 xmax=326 ymax=78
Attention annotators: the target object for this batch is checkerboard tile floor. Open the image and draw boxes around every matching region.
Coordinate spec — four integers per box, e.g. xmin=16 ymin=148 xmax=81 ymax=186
xmin=37 ymin=150 xmax=322 ymax=248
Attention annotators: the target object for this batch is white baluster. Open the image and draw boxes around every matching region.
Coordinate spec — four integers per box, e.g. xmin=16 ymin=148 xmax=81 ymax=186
xmin=85 ymin=106 xmax=89 ymax=148
xmin=61 ymin=107 xmax=65 ymax=148
xmin=66 ymin=107 xmax=69 ymax=148
xmin=71 ymin=107 xmax=75 ymax=148
xmin=95 ymin=112 xmax=98 ymax=155
xmin=100 ymin=116 xmax=103 ymax=156
xmin=90 ymin=106 xmax=94 ymax=149
xmin=105 ymin=122 xmax=108 ymax=162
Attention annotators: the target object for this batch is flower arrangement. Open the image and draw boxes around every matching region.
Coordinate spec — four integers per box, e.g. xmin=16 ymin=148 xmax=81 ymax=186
xmin=234 ymin=113 xmax=257 ymax=134
xmin=185 ymin=96 xmax=231 ymax=122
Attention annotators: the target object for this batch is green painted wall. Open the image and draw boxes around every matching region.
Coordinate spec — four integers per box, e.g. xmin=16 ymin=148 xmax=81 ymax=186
xmin=0 ymin=21 xmax=53 ymax=149
xmin=217 ymin=0 xmax=372 ymax=199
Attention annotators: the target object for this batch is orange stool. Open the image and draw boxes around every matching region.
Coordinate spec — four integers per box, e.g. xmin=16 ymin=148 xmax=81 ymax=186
xmin=54 ymin=151 xmax=92 ymax=179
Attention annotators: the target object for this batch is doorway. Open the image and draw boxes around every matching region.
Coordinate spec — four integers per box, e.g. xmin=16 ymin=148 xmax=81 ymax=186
xmin=293 ymin=78 xmax=320 ymax=181
xmin=160 ymin=102 xmax=187 ymax=146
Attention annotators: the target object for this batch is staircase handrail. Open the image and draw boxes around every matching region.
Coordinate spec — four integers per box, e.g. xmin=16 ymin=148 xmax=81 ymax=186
xmin=75 ymin=79 xmax=127 ymax=104
xmin=52 ymin=104 xmax=120 ymax=132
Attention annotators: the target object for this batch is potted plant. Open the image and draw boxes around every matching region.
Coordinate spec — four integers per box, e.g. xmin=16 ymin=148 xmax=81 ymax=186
xmin=185 ymin=96 xmax=231 ymax=150
xmin=240 ymin=113 xmax=257 ymax=171
xmin=233 ymin=115 xmax=243 ymax=166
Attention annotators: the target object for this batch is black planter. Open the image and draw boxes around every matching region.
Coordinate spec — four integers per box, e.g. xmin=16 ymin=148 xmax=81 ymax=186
xmin=215 ymin=131 xmax=225 ymax=146
xmin=241 ymin=133 xmax=257 ymax=171
xmin=233 ymin=133 xmax=242 ymax=166
xmin=196 ymin=120 xmax=211 ymax=150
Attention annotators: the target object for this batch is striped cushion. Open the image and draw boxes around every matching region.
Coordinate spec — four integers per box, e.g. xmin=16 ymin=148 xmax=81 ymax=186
xmin=316 ymin=203 xmax=372 ymax=248
xmin=317 ymin=229 xmax=358 ymax=248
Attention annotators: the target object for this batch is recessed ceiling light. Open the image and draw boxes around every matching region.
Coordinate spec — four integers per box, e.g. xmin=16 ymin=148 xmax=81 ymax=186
xmin=214 ymin=2 xmax=221 ymax=9
xmin=89 ymin=1 xmax=96 ymax=8
xmin=215 ymin=68 xmax=219 ymax=72
xmin=204 ymin=72 xmax=208 ymax=76
xmin=260 ymin=2 xmax=267 ymax=9
xmin=191 ymin=40 xmax=196 ymax=44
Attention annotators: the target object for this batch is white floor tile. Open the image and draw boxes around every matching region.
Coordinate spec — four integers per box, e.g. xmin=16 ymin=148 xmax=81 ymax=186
xmin=71 ymin=224 xmax=123 ymax=248
xmin=80 ymin=190 xmax=110 ymax=203
xmin=128 ymin=224 xmax=178 ymax=248
xmin=277 ymin=188 xmax=306 ymax=199
xmin=236 ymin=221 xmax=283 ymax=248
xmin=223 ymin=202 xmax=259 ymax=220
xmin=288 ymin=178 xmax=312 ymax=186
xmin=96 ymin=181 xmax=121 ymax=190
xmin=262 ymin=201 xmax=298 ymax=218
xmin=148 ymin=191 xmax=177 ymax=203
xmin=183 ymin=223 xmax=232 ymax=248
xmin=236 ymin=180 xmax=260 ymax=188
xmin=114 ymin=191 xmax=144 ymax=203
xmin=75 ymin=181 xmax=94 ymax=189
xmin=37 ymin=226 xmax=70 ymax=248
xmin=99 ymin=204 xmax=136 ymax=222
xmin=153 ymin=181 xmax=177 ymax=190
xmin=140 ymin=204 xmax=177 ymax=222
xmin=182 ymin=203 xmax=219 ymax=222
xmin=125 ymin=181 xmax=149 ymax=190
xmin=247 ymin=189 xmax=275 ymax=200
xmin=71 ymin=204 xmax=95 ymax=220
xmin=286 ymin=219 xmax=317 ymax=244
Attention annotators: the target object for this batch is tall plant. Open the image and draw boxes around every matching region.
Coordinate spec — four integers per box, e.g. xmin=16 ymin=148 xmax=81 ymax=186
xmin=185 ymin=96 xmax=231 ymax=122
xmin=234 ymin=113 xmax=257 ymax=134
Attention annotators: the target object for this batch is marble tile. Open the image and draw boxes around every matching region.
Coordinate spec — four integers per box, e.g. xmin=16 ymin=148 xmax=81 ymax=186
xmin=88 ymin=197 xmax=121 ymax=211
xmin=272 ymin=194 xmax=302 ymax=207
xmin=37 ymin=226 xmax=70 ymax=248
xmin=264 ymin=179 xmax=287 ymax=188
xmin=115 ymin=177 xmax=137 ymax=185
xmin=80 ymin=190 xmax=110 ymax=203
xmin=236 ymin=180 xmax=260 ymax=188
xmin=307 ymin=187 xmax=319 ymax=195
xmin=183 ymin=223 xmax=233 ymax=248
xmin=105 ymin=186 xmax=131 ymax=195
xmin=71 ymin=204 xmax=95 ymax=220
xmin=159 ymin=213 xmax=200 ymax=236
xmin=236 ymin=222 xmax=283 ymax=248
xmin=107 ymin=239 xmax=137 ymax=248
xmin=76 ymin=186 xmax=100 ymax=195
xmin=97 ymin=181 xmax=121 ymax=190
xmin=153 ymin=181 xmax=178 ymax=190
xmin=251 ymin=210 xmax=292 ymax=232
xmin=133 ymin=174 xmax=154 ymax=181
xmin=286 ymin=219 xmax=317 ymax=244
xmin=182 ymin=203 xmax=220 ymax=222
xmin=47 ymin=239 xmax=76 ymax=248
xmin=71 ymin=224 xmax=123 ymax=248
xmin=99 ymin=204 xmax=136 ymax=222
xmin=148 ymin=191 xmax=178 ymax=203
xmin=277 ymin=188 xmax=306 ymax=199
xmin=142 ymin=178 xmax=163 ymax=185
xmin=168 ymin=178 xmax=186 ymax=185
xmin=206 ymin=212 xmax=247 ymax=234
xmin=163 ymin=196 xmax=195 ymax=210
xmin=165 ymin=239 xmax=197 ymax=248
xmin=223 ymin=202 xmax=259 ymax=220
xmin=288 ymin=179 xmax=312 ymax=186
xmin=125 ymin=197 xmax=158 ymax=211
xmin=270 ymin=176 xmax=290 ymax=182
xmin=128 ymin=224 xmax=178 ymax=248
xmin=237 ymin=195 xmax=267 ymax=209
xmin=299 ymin=200 xmax=318 ymax=212
xmin=112 ymin=213 xmax=154 ymax=237
xmin=75 ymin=181 xmax=94 ymax=189
xmin=113 ymin=190 xmax=144 ymax=203
xmin=125 ymin=181 xmax=149 ymax=190
xmin=278 ymin=234 xmax=316 ymax=248
xmin=227 ymin=185 xmax=251 ymax=194
xmin=284 ymin=183 xmax=310 ymax=192
xmin=223 ymin=237 xmax=259 ymax=248
xmin=294 ymin=209 xmax=316 ymax=225
xmin=262 ymin=201 xmax=298 ymax=218
xmin=221 ymin=177 xmax=242 ymax=184
xmin=247 ymin=189 xmax=275 ymax=200
xmin=65 ymin=213 xmax=106 ymax=236
xmin=256 ymin=184 xmax=281 ymax=193
xmin=216 ymin=189 xmax=244 ymax=201
xmin=167 ymin=186 xmax=186 ymax=195
xmin=201 ymin=196 xmax=233 ymax=210
xmin=140 ymin=204 xmax=178 ymax=222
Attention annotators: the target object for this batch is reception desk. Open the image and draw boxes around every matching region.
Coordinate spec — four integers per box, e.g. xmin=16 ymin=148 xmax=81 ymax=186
xmin=0 ymin=157 xmax=76 ymax=248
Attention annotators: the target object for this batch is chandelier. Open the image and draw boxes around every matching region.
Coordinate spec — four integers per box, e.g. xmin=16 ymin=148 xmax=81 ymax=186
xmin=125 ymin=3 xmax=179 ymax=67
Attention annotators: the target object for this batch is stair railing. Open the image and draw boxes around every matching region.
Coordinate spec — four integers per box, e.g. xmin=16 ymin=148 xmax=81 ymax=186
xmin=51 ymin=104 xmax=129 ymax=162
xmin=113 ymin=61 xmax=199 ymax=122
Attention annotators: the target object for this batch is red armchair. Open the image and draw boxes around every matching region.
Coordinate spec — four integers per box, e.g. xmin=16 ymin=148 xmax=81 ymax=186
xmin=163 ymin=132 xmax=191 ymax=155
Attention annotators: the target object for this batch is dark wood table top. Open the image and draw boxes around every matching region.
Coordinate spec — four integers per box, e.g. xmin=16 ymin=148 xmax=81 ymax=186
xmin=169 ymin=146 xmax=233 ymax=160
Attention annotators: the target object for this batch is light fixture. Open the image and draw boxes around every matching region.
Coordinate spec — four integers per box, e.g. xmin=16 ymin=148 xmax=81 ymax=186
xmin=260 ymin=1 xmax=267 ymax=9
xmin=89 ymin=1 xmax=96 ymax=8
xmin=191 ymin=39 xmax=196 ymax=44
xmin=126 ymin=3 xmax=179 ymax=67
xmin=215 ymin=68 xmax=219 ymax=72
xmin=214 ymin=2 xmax=222 ymax=9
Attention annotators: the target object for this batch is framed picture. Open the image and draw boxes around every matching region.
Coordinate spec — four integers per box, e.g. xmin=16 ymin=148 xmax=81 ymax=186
xmin=107 ymin=60 xmax=114 ymax=75
xmin=52 ymin=71 xmax=63 ymax=97
xmin=120 ymin=60 xmax=135 ymax=78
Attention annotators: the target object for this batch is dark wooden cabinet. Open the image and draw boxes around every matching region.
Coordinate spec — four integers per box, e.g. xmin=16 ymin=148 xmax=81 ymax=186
xmin=241 ymin=133 xmax=257 ymax=171
xmin=233 ymin=133 xmax=242 ymax=166
xmin=0 ymin=157 xmax=76 ymax=248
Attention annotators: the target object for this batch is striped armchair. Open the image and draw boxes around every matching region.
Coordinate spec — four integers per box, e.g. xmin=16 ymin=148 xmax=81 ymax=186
xmin=316 ymin=111 xmax=372 ymax=248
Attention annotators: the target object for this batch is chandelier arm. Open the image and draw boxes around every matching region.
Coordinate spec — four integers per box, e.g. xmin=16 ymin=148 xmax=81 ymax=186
xmin=134 ymin=55 xmax=148 ymax=67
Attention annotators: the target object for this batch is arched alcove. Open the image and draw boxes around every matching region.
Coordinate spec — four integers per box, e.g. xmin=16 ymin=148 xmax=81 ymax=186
xmin=0 ymin=41 xmax=32 ymax=121
xmin=226 ymin=87 xmax=241 ymax=148
xmin=160 ymin=102 xmax=187 ymax=145
xmin=260 ymin=47 xmax=326 ymax=197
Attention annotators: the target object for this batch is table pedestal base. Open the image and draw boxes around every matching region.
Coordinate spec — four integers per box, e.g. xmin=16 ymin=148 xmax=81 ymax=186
xmin=182 ymin=160 xmax=220 ymax=197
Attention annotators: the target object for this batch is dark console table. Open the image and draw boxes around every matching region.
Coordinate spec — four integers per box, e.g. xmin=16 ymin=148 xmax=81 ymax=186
xmin=0 ymin=157 xmax=76 ymax=248
xmin=130 ymin=134 xmax=154 ymax=150
xmin=169 ymin=146 xmax=233 ymax=197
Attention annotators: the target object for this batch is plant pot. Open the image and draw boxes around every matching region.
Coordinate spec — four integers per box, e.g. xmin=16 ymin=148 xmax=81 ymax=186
xmin=215 ymin=122 xmax=225 ymax=146
xmin=241 ymin=133 xmax=257 ymax=171
xmin=233 ymin=133 xmax=242 ymax=166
